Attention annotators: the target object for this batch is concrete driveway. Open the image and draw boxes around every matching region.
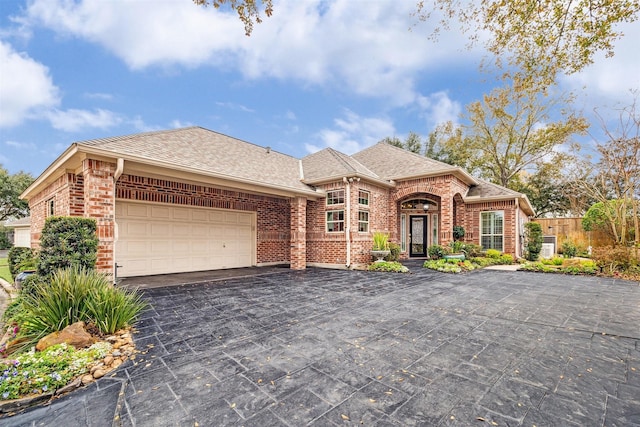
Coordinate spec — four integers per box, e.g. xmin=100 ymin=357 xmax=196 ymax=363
xmin=1 ymin=267 xmax=639 ymax=426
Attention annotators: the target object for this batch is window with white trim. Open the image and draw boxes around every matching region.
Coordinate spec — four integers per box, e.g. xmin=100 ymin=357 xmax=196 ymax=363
xmin=481 ymin=211 xmax=504 ymax=252
xmin=358 ymin=190 xmax=369 ymax=206
xmin=326 ymin=190 xmax=344 ymax=206
xmin=358 ymin=210 xmax=369 ymax=232
xmin=46 ymin=198 xmax=55 ymax=217
xmin=326 ymin=210 xmax=345 ymax=232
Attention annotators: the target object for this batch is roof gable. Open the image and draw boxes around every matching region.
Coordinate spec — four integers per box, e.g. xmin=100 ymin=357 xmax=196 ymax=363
xmin=301 ymin=148 xmax=379 ymax=183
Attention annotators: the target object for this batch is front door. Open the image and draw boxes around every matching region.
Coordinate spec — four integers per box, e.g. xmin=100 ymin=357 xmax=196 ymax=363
xmin=410 ymin=215 xmax=428 ymax=257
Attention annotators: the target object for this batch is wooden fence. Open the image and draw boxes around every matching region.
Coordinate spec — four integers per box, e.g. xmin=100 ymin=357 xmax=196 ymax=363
xmin=533 ymin=217 xmax=616 ymax=253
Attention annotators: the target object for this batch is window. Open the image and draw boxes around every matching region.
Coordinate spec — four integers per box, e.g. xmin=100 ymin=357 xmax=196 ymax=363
xmin=358 ymin=190 xmax=369 ymax=206
xmin=358 ymin=210 xmax=369 ymax=232
xmin=481 ymin=211 xmax=504 ymax=251
xmin=432 ymin=213 xmax=438 ymax=245
xmin=326 ymin=210 xmax=345 ymax=232
xmin=46 ymin=198 xmax=55 ymax=217
xmin=400 ymin=214 xmax=406 ymax=252
xmin=326 ymin=190 xmax=344 ymax=206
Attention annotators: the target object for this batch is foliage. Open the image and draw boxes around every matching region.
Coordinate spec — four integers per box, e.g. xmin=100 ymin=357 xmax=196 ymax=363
xmin=433 ymin=80 xmax=588 ymax=189
xmin=452 ymin=225 xmax=465 ymax=241
xmin=0 ymin=342 xmax=111 ymax=400
xmin=524 ymin=222 xmax=543 ymax=261
xmin=447 ymin=240 xmax=465 ymax=254
xmin=0 ymin=226 xmax=11 ymax=250
xmin=372 ymin=232 xmax=390 ymax=251
xmin=520 ymin=259 xmax=598 ymax=276
xmin=15 ymin=268 xmax=146 ymax=348
xmin=18 ymin=274 xmax=45 ymax=298
xmin=591 ymin=245 xmax=639 ymax=275
xmin=570 ymin=97 xmax=639 ymax=245
xmin=381 ymin=132 xmax=424 ymax=154
xmin=415 ymin=0 xmax=640 ymax=84
xmin=194 ymin=0 xmax=273 ymax=36
xmin=428 ymin=244 xmax=445 ymax=259
xmin=511 ymin=160 xmax=575 ymax=217
xmin=367 ymin=261 xmax=409 ymax=273
xmin=384 ymin=242 xmax=401 ymax=262
xmin=485 ymin=249 xmax=502 ymax=259
xmin=0 ymin=166 xmax=34 ymax=222
xmin=462 ymin=243 xmax=483 ymax=257
xmin=37 ymin=217 xmax=98 ymax=277
xmin=561 ymin=241 xmax=578 ymax=258
xmin=423 ymin=258 xmax=477 ymax=273
xmin=7 ymin=247 xmax=35 ymax=280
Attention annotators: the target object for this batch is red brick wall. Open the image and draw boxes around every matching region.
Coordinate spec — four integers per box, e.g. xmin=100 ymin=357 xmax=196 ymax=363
xmin=290 ymin=197 xmax=306 ymax=269
xmin=463 ymin=200 xmax=519 ymax=256
xmin=115 ymin=173 xmax=291 ymax=265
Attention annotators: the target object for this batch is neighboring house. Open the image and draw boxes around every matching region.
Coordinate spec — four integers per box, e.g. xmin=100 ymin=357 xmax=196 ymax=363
xmin=3 ymin=217 xmax=31 ymax=248
xmin=20 ymin=127 xmax=534 ymax=278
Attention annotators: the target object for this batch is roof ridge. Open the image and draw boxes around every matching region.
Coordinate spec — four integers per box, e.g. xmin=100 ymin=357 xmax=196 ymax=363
xmin=77 ymin=126 xmax=204 ymax=146
xmin=474 ymin=177 xmax=523 ymax=196
xmin=325 ymin=148 xmax=358 ymax=173
xmin=373 ymin=141 xmax=458 ymax=170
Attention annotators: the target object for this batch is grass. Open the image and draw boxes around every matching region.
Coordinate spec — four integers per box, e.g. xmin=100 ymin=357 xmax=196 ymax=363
xmin=0 ymin=258 xmax=10 ymax=283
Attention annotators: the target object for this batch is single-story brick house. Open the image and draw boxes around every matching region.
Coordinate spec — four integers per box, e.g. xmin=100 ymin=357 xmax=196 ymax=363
xmin=21 ymin=126 xmax=534 ymax=278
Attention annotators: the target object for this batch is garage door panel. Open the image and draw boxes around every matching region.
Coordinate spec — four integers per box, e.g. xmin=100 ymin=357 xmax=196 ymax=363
xmin=116 ymin=202 xmax=255 ymax=277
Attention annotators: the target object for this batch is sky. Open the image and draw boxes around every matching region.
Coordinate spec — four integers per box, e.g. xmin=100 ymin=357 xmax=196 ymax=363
xmin=1 ymin=0 xmax=639 ymax=178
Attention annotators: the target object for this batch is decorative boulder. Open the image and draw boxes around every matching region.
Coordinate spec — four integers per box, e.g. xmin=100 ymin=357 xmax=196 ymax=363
xmin=36 ymin=321 xmax=97 ymax=352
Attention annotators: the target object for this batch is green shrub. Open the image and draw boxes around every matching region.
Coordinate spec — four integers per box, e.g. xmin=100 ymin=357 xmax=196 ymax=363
xmin=524 ymin=222 xmax=543 ymax=261
xmin=7 ymin=247 xmax=35 ymax=279
xmin=486 ymin=249 xmax=502 ymax=259
xmin=591 ymin=245 xmax=638 ymax=274
xmin=452 ymin=225 xmax=465 ymax=241
xmin=499 ymin=254 xmax=514 ymax=264
xmin=20 ymin=267 xmax=146 ymax=340
xmin=37 ymin=217 xmax=98 ymax=277
xmin=423 ymin=259 xmax=476 ymax=273
xmin=384 ymin=242 xmax=401 ymax=262
xmin=368 ymin=261 xmax=409 ymax=273
xmin=463 ymin=244 xmax=483 ymax=257
xmin=0 ymin=226 xmax=12 ymax=250
xmin=428 ymin=244 xmax=445 ymax=259
xmin=552 ymin=257 xmax=564 ymax=266
xmin=18 ymin=273 xmax=45 ymax=298
xmin=561 ymin=241 xmax=578 ymax=258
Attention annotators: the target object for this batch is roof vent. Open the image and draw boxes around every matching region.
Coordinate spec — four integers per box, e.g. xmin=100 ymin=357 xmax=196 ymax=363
xmin=265 ymin=146 xmax=271 ymax=154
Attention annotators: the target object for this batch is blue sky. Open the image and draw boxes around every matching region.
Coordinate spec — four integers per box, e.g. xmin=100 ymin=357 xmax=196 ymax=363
xmin=1 ymin=0 xmax=639 ymax=177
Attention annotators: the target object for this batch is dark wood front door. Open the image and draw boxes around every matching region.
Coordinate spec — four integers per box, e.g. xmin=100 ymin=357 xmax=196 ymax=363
xmin=410 ymin=215 xmax=428 ymax=257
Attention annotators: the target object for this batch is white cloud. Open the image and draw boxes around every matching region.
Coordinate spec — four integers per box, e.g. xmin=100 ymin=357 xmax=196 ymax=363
xmin=84 ymin=92 xmax=114 ymax=101
xmin=416 ymin=91 xmax=462 ymax=128
xmin=170 ymin=120 xmax=194 ymax=129
xmin=0 ymin=40 xmax=59 ymax=127
xmin=215 ymin=102 xmax=255 ymax=113
xmin=306 ymin=109 xmax=395 ymax=154
xmin=19 ymin=0 xmax=476 ymax=105
xmin=5 ymin=140 xmax=37 ymax=150
xmin=46 ymin=108 xmax=122 ymax=132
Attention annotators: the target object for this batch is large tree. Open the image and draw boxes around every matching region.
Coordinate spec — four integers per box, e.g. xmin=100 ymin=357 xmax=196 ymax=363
xmin=432 ymin=79 xmax=588 ymax=189
xmin=0 ymin=166 xmax=34 ymax=221
xmin=415 ymin=0 xmax=640 ymax=83
xmin=572 ymin=97 xmax=640 ymax=245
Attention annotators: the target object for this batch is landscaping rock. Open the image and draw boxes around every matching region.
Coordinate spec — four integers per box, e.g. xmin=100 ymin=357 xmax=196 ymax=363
xmin=36 ymin=321 xmax=97 ymax=352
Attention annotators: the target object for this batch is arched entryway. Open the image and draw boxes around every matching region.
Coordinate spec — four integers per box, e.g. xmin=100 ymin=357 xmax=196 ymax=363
xmin=399 ymin=196 xmax=440 ymax=258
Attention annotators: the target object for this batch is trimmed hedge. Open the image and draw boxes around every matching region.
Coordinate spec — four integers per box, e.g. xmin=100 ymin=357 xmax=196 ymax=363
xmin=7 ymin=247 xmax=35 ymax=279
xmin=37 ymin=217 xmax=98 ymax=277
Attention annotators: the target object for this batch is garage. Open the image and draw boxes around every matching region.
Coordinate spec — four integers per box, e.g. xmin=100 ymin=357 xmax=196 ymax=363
xmin=115 ymin=201 xmax=256 ymax=277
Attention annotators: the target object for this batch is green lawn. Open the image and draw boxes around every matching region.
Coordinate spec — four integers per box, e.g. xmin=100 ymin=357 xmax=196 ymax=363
xmin=0 ymin=257 xmax=11 ymax=283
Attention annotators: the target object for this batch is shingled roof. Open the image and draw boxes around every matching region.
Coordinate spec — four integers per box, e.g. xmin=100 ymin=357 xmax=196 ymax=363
xmin=301 ymin=148 xmax=381 ymax=184
xmin=78 ymin=127 xmax=313 ymax=193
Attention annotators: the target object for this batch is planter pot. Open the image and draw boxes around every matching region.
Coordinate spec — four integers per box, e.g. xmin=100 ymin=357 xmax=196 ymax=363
xmin=444 ymin=253 xmax=465 ymax=261
xmin=371 ymin=250 xmax=391 ymax=262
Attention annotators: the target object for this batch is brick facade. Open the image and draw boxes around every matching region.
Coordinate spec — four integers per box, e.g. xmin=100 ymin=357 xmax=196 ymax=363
xmin=27 ymin=157 xmax=528 ymax=276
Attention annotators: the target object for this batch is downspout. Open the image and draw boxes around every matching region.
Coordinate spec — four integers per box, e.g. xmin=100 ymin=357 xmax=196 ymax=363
xmin=343 ymin=177 xmax=351 ymax=268
xmin=514 ymin=197 xmax=520 ymax=259
xmin=113 ymin=158 xmax=124 ymax=284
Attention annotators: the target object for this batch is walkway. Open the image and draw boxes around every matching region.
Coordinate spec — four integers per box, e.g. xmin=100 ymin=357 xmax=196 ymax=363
xmin=1 ymin=268 xmax=639 ymax=426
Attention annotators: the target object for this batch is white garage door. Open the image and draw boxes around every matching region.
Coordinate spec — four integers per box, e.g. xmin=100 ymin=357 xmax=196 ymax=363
xmin=115 ymin=202 xmax=256 ymax=277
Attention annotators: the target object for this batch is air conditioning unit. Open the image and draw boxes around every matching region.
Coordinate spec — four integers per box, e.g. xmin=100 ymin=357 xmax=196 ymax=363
xmin=541 ymin=243 xmax=555 ymax=259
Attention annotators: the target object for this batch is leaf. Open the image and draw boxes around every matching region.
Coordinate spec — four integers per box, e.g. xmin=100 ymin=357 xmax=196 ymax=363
xmin=341 ymin=414 xmax=350 ymax=420
xmin=230 ymin=403 xmax=236 ymax=409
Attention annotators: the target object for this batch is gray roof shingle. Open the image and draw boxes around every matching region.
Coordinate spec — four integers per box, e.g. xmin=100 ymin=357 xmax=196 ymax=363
xmin=78 ymin=127 xmax=312 ymax=193
xmin=301 ymin=148 xmax=379 ymax=183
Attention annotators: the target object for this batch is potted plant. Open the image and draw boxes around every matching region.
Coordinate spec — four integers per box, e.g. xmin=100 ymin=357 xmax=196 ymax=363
xmin=371 ymin=232 xmax=391 ymax=262
xmin=444 ymin=240 xmax=466 ymax=261
xmin=453 ymin=225 xmax=465 ymax=241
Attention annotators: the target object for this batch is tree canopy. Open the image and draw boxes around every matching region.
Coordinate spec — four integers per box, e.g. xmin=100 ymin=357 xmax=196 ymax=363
xmin=193 ymin=0 xmax=273 ymax=36
xmin=415 ymin=0 xmax=640 ymax=83
xmin=0 ymin=166 xmax=34 ymax=222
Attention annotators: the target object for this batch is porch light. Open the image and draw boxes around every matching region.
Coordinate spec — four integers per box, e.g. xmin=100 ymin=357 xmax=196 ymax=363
xmin=423 ymin=204 xmax=429 ymax=212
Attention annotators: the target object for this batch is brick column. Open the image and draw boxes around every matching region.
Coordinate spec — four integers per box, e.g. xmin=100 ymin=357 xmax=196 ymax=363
xmin=290 ymin=196 xmax=307 ymax=270
xmin=440 ymin=196 xmax=453 ymax=245
xmin=82 ymin=159 xmax=116 ymax=277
